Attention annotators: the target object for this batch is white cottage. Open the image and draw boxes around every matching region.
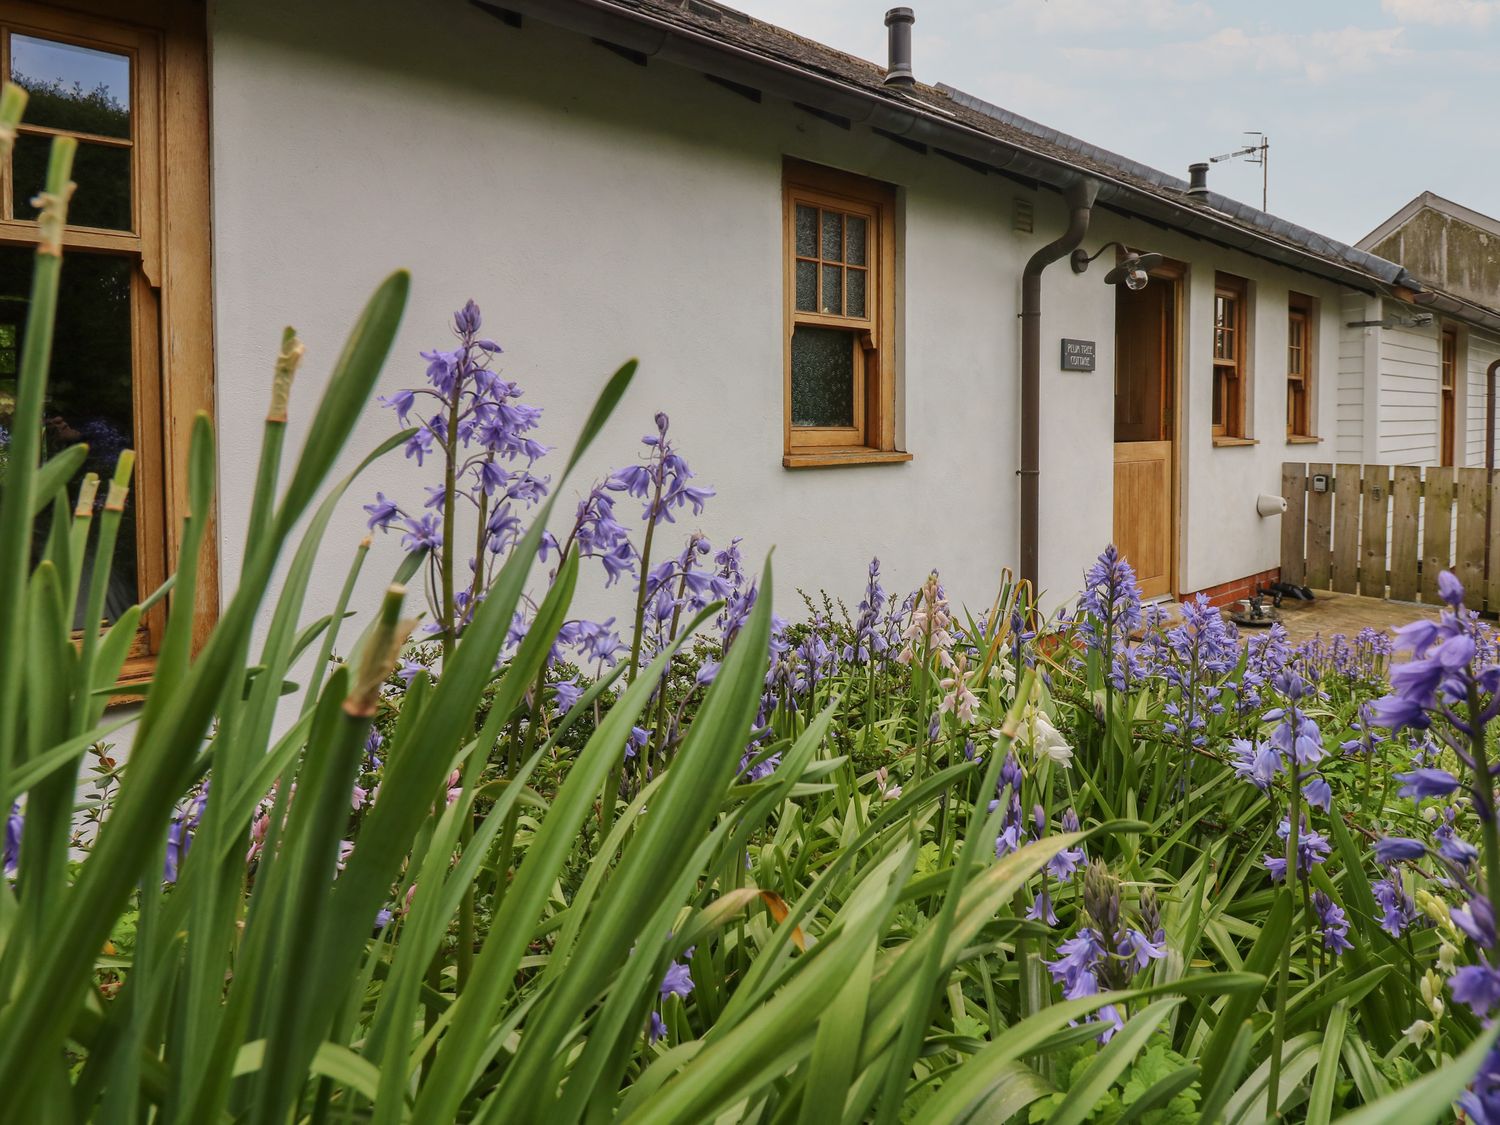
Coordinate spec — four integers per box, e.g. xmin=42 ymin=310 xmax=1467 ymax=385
xmin=4 ymin=0 xmax=1492 ymax=678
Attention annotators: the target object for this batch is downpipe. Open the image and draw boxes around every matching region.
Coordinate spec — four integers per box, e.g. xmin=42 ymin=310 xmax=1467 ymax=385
xmin=1019 ymin=179 xmax=1099 ymax=589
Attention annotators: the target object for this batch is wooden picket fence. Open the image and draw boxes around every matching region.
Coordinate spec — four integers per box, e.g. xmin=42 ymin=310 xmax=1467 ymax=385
xmin=1281 ymin=462 xmax=1500 ymax=611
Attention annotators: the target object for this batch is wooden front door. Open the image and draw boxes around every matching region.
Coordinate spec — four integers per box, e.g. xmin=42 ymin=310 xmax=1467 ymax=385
xmin=1113 ymin=277 xmax=1177 ymax=598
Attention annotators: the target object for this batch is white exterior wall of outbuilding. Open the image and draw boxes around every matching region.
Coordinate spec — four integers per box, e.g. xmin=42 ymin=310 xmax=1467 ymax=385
xmin=207 ymin=0 xmax=1036 ymax=624
xmin=209 ymin=0 xmax=1365 ymax=623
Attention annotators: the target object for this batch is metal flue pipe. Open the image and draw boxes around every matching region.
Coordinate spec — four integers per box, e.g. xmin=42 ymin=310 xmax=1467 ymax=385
xmin=1019 ymin=178 xmax=1099 ymax=588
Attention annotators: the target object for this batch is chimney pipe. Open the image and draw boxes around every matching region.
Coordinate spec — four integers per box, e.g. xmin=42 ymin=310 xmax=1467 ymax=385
xmin=1187 ymin=162 xmax=1209 ymax=196
xmin=884 ymin=8 xmax=914 ymax=87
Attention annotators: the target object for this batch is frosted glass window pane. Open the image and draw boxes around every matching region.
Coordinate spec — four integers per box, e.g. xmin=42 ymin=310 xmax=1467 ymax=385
xmin=846 ymin=216 xmax=867 ymax=265
xmin=847 ymin=269 xmax=866 ymax=318
xmin=9 ymin=35 xmax=130 ymax=138
xmin=795 ymin=260 xmax=816 ymax=312
xmin=820 ymin=211 xmax=843 ymax=262
xmin=795 ymin=205 xmax=817 ymax=257
xmin=820 ymin=264 xmax=842 ymax=315
xmin=791 ymin=326 xmax=854 ymax=427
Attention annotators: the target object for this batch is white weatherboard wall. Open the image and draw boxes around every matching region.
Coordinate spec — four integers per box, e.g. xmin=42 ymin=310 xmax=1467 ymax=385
xmin=207 ymin=0 xmax=1034 ymax=630
xmin=1466 ymin=330 xmax=1499 ymax=467
xmin=1376 ymin=303 xmax=1443 ymax=465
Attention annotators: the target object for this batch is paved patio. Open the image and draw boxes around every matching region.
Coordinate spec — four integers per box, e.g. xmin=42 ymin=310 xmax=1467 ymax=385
xmin=1241 ymin=590 xmax=1437 ymax=648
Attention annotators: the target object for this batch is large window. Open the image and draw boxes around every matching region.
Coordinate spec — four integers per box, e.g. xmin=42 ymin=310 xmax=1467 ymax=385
xmin=1441 ymin=326 xmax=1457 ymax=467
xmin=1212 ymin=272 xmax=1248 ymax=440
xmin=1 ymin=1 xmax=213 ymax=679
xmin=1286 ymin=293 xmax=1315 ymax=440
xmin=782 ymin=160 xmax=906 ymax=467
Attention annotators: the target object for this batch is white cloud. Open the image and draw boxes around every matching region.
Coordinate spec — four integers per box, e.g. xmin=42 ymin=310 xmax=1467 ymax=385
xmin=1064 ymin=26 xmax=1408 ymax=83
xmin=1382 ymin=0 xmax=1500 ymax=27
xmin=977 ymin=0 xmax=1213 ymax=35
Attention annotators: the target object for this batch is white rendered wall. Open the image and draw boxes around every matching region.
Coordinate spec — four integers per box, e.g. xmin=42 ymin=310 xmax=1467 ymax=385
xmin=209 ymin=0 xmax=1373 ymax=629
xmin=207 ymin=0 xmax=1033 ymax=630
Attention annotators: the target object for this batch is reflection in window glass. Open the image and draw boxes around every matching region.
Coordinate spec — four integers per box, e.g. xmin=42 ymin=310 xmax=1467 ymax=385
xmin=790 ymin=325 xmax=854 ymax=427
xmin=12 ymin=134 xmax=132 ymax=231
xmin=0 ymin=246 xmax=137 ymax=623
xmin=9 ymin=34 xmax=130 ymax=137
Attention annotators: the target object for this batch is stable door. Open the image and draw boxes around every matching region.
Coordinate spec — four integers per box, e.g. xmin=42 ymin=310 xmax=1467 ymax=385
xmin=1112 ymin=277 xmax=1177 ymax=598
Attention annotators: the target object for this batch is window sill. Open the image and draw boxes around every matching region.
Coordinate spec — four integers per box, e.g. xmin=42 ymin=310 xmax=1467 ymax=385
xmin=1286 ymin=434 xmax=1322 ymax=445
xmin=1212 ymin=436 xmax=1258 ymax=447
xmin=784 ymin=448 xmax=913 ymax=469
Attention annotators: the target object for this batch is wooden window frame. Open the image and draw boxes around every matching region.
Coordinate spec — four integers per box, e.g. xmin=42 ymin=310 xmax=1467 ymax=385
xmin=782 ymin=159 xmax=907 ymax=468
xmin=1211 ymin=272 xmax=1248 ymax=441
xmin=2 ymin=0 xmax=215 ymax=687
xmin=1286 ymin=292 xmax=1316 ymax=441
xmin=1440 ymin=325 xmax=1457 ymax=467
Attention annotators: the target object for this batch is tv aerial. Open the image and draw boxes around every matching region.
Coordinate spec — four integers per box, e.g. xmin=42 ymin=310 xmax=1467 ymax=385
xmin=1209 ymin=132 xmax=1269 ymax=211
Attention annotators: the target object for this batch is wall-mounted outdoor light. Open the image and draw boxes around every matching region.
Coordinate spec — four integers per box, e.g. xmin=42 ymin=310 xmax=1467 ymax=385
xmin=1070 ymin=241 xmax=1163 ymax=290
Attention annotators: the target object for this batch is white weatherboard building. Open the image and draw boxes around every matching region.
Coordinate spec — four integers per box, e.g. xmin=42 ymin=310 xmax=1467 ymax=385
xmin=1342 ymin=194 xmax=1500 ymax=470
xmin=6 ymin=0 xmax=1499 ymax=677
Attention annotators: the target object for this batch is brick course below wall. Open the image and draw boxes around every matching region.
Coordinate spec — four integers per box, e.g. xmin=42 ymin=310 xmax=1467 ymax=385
xmin=1182 ymin=568 xmax=1282 ymax=610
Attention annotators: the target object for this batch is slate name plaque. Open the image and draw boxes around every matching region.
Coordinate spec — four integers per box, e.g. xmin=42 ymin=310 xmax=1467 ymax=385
xmin=1060 ymin=338 xmax=1096 ymax=371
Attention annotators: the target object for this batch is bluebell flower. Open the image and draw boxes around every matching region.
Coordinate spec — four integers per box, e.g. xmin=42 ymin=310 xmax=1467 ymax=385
xmin=1263 ymin=818 xmax=1330 ymax=883
xmin=1373 ymin=875 xmax=1418 ymax=937
xmin=553 ymin=678 xmax=583 ymax=715
xmin=1451 ymin=963 xmax=1500 ymax=1017
xmin=1453 ymin=896 xmax=1497 ymax=949
xmin=1117 ymin=928 xmax=1167 ymax=972
xmin=1301 ymin=775 xmax=1332 ymax=812
xmin=4 ymin=803 xmax=21 ymax=876
xmin=1395 ymin=767 xmax=1462 ymax=802
xmin=1313 ymin=891 xmax=1352 ymax=955
xmin=659 ymin=960 xmax=694 ymax=999
xmin=1373 ymin=836 xmax=1427 ymax=864
xmin=363 ymin=491 xmax=401 ymax=531
xmin=1230 ymin=738 xmax=1280 ymax=790
xmin=1027 ymin=888 xmax=1059 ymax=926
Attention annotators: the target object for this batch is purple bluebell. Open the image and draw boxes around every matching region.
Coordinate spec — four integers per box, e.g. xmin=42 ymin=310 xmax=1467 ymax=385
xmin=553 ymin=678 xmax=583 ymax=715
xmin=1394 ymin=767 xmax=1461 ymax=801
xmin=1117 ymin=928 xmax=1167 ymax=972
xmin=1263 ymin=818 xmax=1330 ymax=883
xmin=1451 ymin=963 xmax=1500 ymax=1017
xmin=363 ymin=492 xmax=401 ymax=531
xmin=1373 ymin=876 xmax=1418 ymax=937
xmin=1301 ymin=775 xmax=1332 ymax=813
xmin=659 ymin=960 xmax=694 ymax=999
xmin=1027 ymin=888 xmax=1059 ymax=926
xmin=1373 ymin=836 xmax=1426 ymax=864
xmin=1313 ymin=891 xmax=1352 ymax=955
xmin=1230 ymin=738 xmax=1280 ymax=791
xmin=1453 ymin=896 xmax=1497 ymax=949
xmin=4 ymin=803 xmax=21 ymax=876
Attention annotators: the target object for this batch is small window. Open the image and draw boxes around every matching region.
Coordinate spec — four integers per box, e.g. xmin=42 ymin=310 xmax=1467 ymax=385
xmin=1212 ymin=273 xmax=1249 ymax=439
xmin=1441 ymin=327 xmax=1457 ymax=466
xmin=1286 ymin=293 xmax=1315 ymax=439
xmin=783 ymin=160 xmax=904 ymax=466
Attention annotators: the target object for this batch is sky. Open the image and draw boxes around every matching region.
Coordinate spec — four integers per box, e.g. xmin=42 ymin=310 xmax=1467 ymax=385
xmin=726 ymin=0 xmax=1499 ymax=245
